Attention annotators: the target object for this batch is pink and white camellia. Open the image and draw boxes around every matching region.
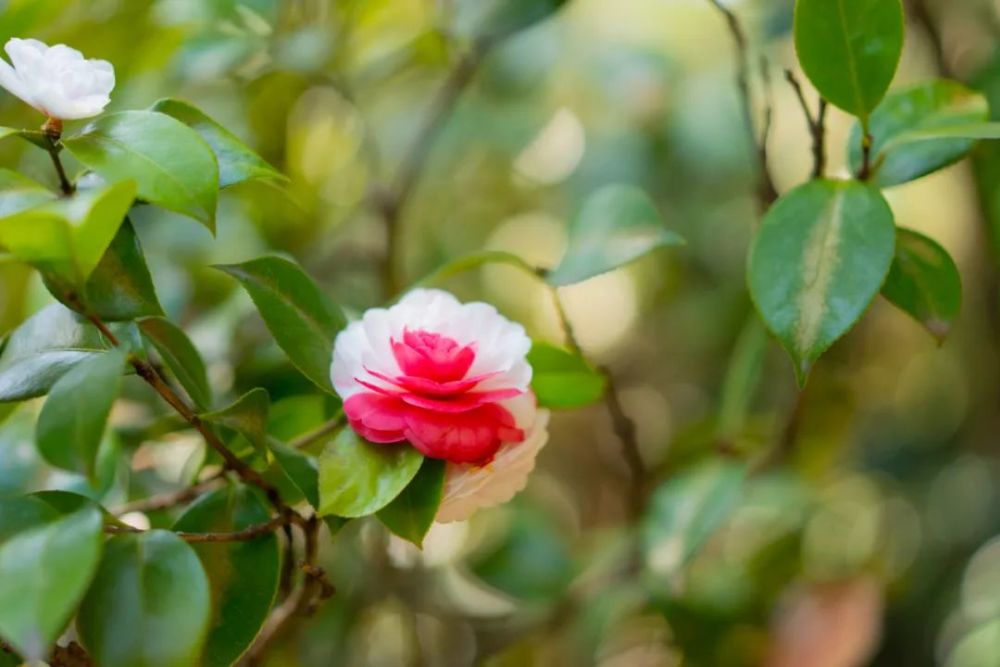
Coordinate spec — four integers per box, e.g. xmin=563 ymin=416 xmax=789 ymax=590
xmin=330 ymin=288 xmax=549 ymax=522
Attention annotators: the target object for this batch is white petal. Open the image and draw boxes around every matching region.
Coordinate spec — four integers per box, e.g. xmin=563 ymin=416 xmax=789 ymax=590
xmin=0 ymin=59 xmax=33 ymax=109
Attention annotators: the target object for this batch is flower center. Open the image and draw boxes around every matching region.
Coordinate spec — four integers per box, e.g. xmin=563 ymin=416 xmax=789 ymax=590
xmin=391 ymin=328 xmax=475 ymax=384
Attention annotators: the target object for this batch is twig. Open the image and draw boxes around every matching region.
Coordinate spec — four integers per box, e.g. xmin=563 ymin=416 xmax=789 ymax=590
xmin=50 ymin=641 xmax=92 ymax=667
xmin=112 ymin=471 xmax=225 ymax=515
xmin=706 ymin=0 xmax=778 ymax=208
xmin=289 ymin=411 xmax=346 ymax=449
xmin=857 ymin=125 xmax=875 ymax=181
xmin=42 ymin=120 xmax=74 ymax=196
xmin=105 ymin=514 xmax=291 ymax=542
xmin=784 ymin=69 xmax=828 ymax=179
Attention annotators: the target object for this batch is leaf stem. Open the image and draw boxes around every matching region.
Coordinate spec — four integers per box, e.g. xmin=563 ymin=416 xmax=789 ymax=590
xmin=42 ymin=130 xmax=74 ymax=196
xmin=289 ymin=410 xmax=346 ymax=449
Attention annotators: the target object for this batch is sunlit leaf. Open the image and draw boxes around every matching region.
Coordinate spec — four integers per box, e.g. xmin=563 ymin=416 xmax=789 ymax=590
xmin=63 ymin=111 xmax=219 ymax=231
xmin=377 ymin=457 xmax=446 ymax=546
xmin=882 ymin=228 xmax=961 ymax=342
xmin=527 ymin=342 xmax=605 ymax=408
xmin=0 ymin=169 xmax=56 ymax=217
xmin=794 ymin=0 xmax=904 ymax=118
xmin=139 ymin=316 xmax=212 ymax=410
xmin=318 ymin=429 xmax=423 ymax=518
xmin=78 ymin=531 xmax=211 ymax=667
xmin=748 ymin=179 xmax=895 ymax=385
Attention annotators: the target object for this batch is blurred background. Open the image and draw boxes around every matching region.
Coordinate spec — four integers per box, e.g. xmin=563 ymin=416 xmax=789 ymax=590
xmin=1 ymin=0 xmax=1000 ymax=665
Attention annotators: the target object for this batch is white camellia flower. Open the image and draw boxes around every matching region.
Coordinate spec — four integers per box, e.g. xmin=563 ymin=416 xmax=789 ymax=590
xmin=330 ymin=288 xmax=550 ymax=522
xmin=0 ymin=38 xmax=114 ymax=121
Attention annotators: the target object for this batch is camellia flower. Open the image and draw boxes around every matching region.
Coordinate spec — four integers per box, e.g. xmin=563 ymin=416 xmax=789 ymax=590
xmin=331 ymin=288 xmax=549 ymax=522
xmin=0 ymin=38 xmax=114 ymax=122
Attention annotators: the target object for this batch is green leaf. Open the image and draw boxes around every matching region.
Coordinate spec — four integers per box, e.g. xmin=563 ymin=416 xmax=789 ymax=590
xmin=547 ymin=184 xmax=683 ymax=287
xmin=794 ymin=0 xmax=904 ymax=118
xmin=641 ymin=462 xmax=745 ymax=574
xmin=138 ymin=317 xmax=212 ymax=410
xmin=36 ymin=348 xmax=126 ymax=479
xmin=70 ymin=219 xmax=163 ymax=321
xmin=474 ymin=0 xmax=568 ymax=39
xmin=0 ymin=180 xmax=136 ymax=286
xmin=882 ymin=228 xmax=961 ymax=342
xmin=270 ymin=437 xmax=320 ymax=508
xmin=848 ymin=80 xmax=996 ymax=186
xmin=0 ymin=304 xmax=111 ymax=401
xmin=527 ymin=342 xmax=605 ymax=408
xmin=748 ymin=179 xmax=895 ymax=385
xmin=63 ymin=110 xmax=219 ymax=231
xmin=0 ymin=169 xmax=56 ymax=217
xmin=0 ymin=496 xmax=60 ymax=544
xmin=151 ymin=99 xmax=284 ymax=188
xmin=0 ymin=507 xmax=103 ymax=660
xmin=0 ymin=127 xmax=47 ymax=150
xmin=318 ymin=429 xmax=423 ymax=518
xmin=716 ymin=316 xmax=768 ymax=442
xmin=78 ymin=531 xmax=211 ymax=667
xmin=201 ymin=388 xmax=270 ymax=454
xmin=216 ymin=256 xmax=346 ymax=393
xmin=173 ymin=485 xmax=280 ymax=667
xmin=377 ymin=457 xmax=446 ymax=547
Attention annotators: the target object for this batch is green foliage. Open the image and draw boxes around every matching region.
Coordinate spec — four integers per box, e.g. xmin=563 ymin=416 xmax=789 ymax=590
xmin=849 ymin=80 xmax=1000 ymax=185
xmin=748 ymin=179 xmax=896 ymax=384
xmin=318 ymin=429 xmax=424 ymax=518
xmin=0 ymin=169 xmax=55 ymax=216
xmin=216 ymin=256 xmax=346 ymax=394
xmin=35 ymin=348 xmax=126 ymax=479
xmin=528 ymin=342 xmax=605 ymax=408
xmin=139 ymin=316 xmax=212 ymax=410
xmin=269 ymin=438 xmax=321 ymax=508
xmin=794 ymin=0 xmax=904 ymax=118
xmin=377 ymin=457 xmax=446 ymax=546
xmin=547 ymin=184 xmax=682 ymax=286
xmin=173 ymin=486 xmax=281 ymax=667
xmin=882 ymin=228 xmax=961 ymax=341
xmin=201 ymin=388 xmax=270 ymax=454
xmin=0 ymin=506 xmax=103 ymax=660
xmin=63 ymin=111 xmax=219 ymax=230
xmin=78 ymin=531 xmax=212 ymax=667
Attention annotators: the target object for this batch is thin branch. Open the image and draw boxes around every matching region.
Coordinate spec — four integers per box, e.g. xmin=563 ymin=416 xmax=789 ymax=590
xmin=752 ymin=386 xmax=805 ymax=474
xmin=106 ymin=514 xmax=290 ymax=542
xmin=857 ymin=125 xmax=875 ymax=181
xmin=706 ymin=0 xmax=778 ymax=208
xmin=784 ymin=69 xmax=828 ymax=179
xmin=289 ymin=410 xmax=346 ymax=449
xmin=42 ymin=120 xmax=74 ymax=196
xmin=112 ymin=471 xmax=225 ymax=516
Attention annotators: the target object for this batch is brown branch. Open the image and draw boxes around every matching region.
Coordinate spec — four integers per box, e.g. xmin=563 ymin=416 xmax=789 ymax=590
xmin=50 ymin=641 xmax=92 ymax=667
xmin=106 ymin=514 xmax=290 ymax=542
xmin=42 ymin=120 xmax=74 ymax=196
xmin=112 ymin=471 xmax=225 ymax=516
xmin=784 ymin=70 xmax=828 ymax=179
xmin=706 ymin=0 xmax=778 ymax=208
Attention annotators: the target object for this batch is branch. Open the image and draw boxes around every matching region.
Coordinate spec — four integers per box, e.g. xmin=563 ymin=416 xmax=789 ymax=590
xmin=784 ymin=70 xmax=828 ymax=179
xmin=112 ymin=471 xmax=225 ymax=516
xmin=289 ymin=411 xmax=346 ymax=449
xmin=706 ymin=0 xmax=778 ymax=208
xmin=42 ymin=120 xmax=74 ymax=196
xmin=106 ymin=514 xmax=291 ymax=542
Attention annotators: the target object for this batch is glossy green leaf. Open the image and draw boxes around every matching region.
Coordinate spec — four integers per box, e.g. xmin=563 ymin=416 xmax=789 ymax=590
xmin=139 ymin=316 xmax=212 ymax=410
xmin=0 ymin=304 xmax=111 ymax=401
xmin=0 ymin=507 xmax=103 ymax=660
xmin=794 ymin=0 xmax=904 ymax=118
xmin=0 ymin=127 xmax=46 ymax=150
xmin=377 ymin=457 xmax=446 ymax=547
xmin=527 ymin=342 xmax=605 ymax=408
xmin=882 ymin=228 xmax=961 ymax=342
xmin=36 ymin=348 xmax=126 ymax=479
xmin=270 ymin=437 xmax=320 ymax=508
xmin=78 ymin=531 xmax=211 ymax=667
xmin=641 ymin=462 xmax=745 ymax=573
xmin=173 ymin=485 xmax=280 ymax=667
xmin=748 ymin=179 xmax=895 ymax=384
xmin=201 ymin=388 xmax=270 ymax=454
xmin=318 ymin=429 xmax=423 ymax=518
xmin=63 ymin=110 xmax=219 ymax=231
xmin=71 ymin=219 xmax=163 ymax=321
xmin=151 ymin=99 xmax=284 ymax=188
xmin=0 ymin=496 xmax=60 ymax=544
xmin=849 ymin=80 xmax=996 ymax=186
xmin=0 ymin=169 xmax=56 ymax=217
xmin=547 ymin=184 xmax=682 ymax=286
xmin=0 ymin=180 xmax=136 ymax=286
xmin=216 ymin=256 xmax=346 ymax=393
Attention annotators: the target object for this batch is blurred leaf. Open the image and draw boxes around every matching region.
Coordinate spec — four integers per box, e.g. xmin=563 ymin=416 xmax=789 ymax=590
xmin=318 ymin=429 xmax=423 ymax=518
xmin=0 ymin=496 xmax=60 ymax=543
xmin=472 ymin=0 xmax=568 ymax=39
xmin=201 ymin=388 xmax=270 ymax=454
xmin=0 ymin=169 xmax=56 ymax=217
xmin=0 ymin=180 xmax=136 ymax=287
xmin=794 ymin=0 xmax=903 ymax=118
xmin=0 ymin=304 xmax=110 ymax=402
xmin=946 ymin=618 xmax=1000 ymax=667
xmin=36 ymin=348 xmax=127 ymax=479
xmin=527 ymin=342 xmax=605 ymax=408
xmin=173 ymin=485 xmax=280 ymax=667
xmin=882 ymin=228 xmax=961 ymax=342
xmin=270 ymin=437 xmax=320 ymax=508
xmin=63 ymin=111 xmax=219 ymax=231
xmin=376 ymin=457 xmax=446 ymax=547
xmin=848 ymin=80 xmax=996 ymax=186
xmin=716 ymin=315 xmax=768 ymax=443
xmin=547 ymin=184 xmax=682 ymax=287
xmin=216 ymin=256 xmax=346 ymax=394
xmin=748 ymin=179 xmax=895 ymax=385
xmin=78 ymin=531 xmax=211 ymax=667
xmin=68 ymin=219 xmax=163 ymax=321
xmin=0 ymin=506 xmax=103 ymax=660
xmin=641 ymin=461 xmax=745 ymax=573
xmin=151 ymin=99 xmax=285 ymax=188
xmin=139 ymin=316 xmax=212 ymax=410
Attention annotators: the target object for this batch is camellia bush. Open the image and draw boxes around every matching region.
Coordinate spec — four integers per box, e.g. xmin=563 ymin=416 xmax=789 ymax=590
xmin=0 ymin=0 xmax=999 ymax=665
